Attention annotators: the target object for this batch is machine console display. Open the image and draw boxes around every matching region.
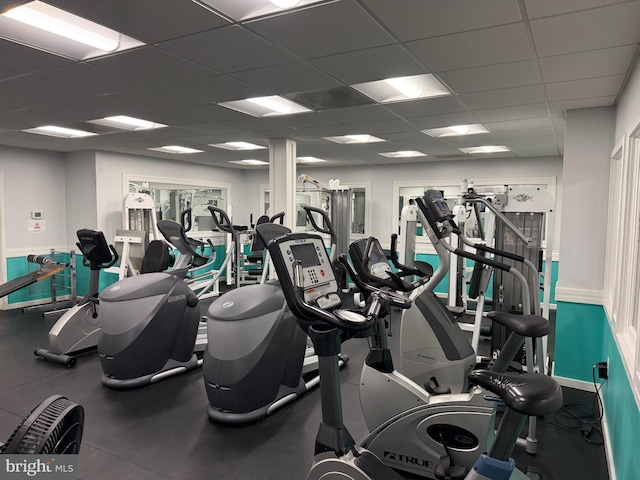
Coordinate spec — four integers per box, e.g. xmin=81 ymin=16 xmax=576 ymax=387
xmin=271 ymin=234 xmax=339 ymax=307
xmin=422 ymin=190 xmax=454 ymax=223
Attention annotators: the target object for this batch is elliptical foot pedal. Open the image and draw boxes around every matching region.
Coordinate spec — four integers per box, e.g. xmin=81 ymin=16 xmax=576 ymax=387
xmin=434 ymin=464 xmax=467 ymax=480
xmin=425 ymin=376 xmax=451 ymax=395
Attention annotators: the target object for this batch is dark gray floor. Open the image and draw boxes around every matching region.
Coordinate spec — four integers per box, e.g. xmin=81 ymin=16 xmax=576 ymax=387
xmin=0 ymin=301 xmax=609 ymax=480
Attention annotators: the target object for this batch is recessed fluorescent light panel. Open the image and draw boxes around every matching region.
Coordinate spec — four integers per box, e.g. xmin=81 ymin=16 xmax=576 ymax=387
xmin=379 ymin=151 xmax=427 ymax=158
xmin=323 ymin=134 xmax=385 ymax=144
xmin=459 ymin=145 xmax=510 ymax=154
xmin=219 ymin=96 xmax=312 ymax=117
xmin=210 ymin=142 xmax=267 ymax=151
xmin=351 ymin=74 xmax=451 ymax=104
xmin=228 ymin=159 xmax=269 ymax=166
xmin=23 ymin=125 xmax=97 ymax=138
xmin=422 ymin=124 xmax=490 ymax=137
xmin=88 ymin=116 xmax=167 ymax=131
xmin=297 ymin=157 xmax=326 ymax=163
xmin=197 ymin=0 xmax=325 ymax=21
xmin=148 ymin=146 xmax=204 ymax=154
xmin=0 ymin=1 xmax=144 ymax=60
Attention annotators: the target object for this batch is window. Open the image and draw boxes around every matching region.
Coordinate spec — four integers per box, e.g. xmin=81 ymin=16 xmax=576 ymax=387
xmin=604 ymin=117 xmax=640 ymax=404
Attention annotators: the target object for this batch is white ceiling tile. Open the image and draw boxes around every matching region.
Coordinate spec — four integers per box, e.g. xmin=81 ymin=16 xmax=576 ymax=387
xmin=530 ymin=2 xmax=640 ymax=57
xmin=458 ymin=85 xmax=546 ymax=110
xmin=485 ymin=116 xmax=552 ymax=132
xmin=158 ymin=26 xmax=296 ymax=74
xmin=524 ymin=0 xmax=629 ymax=19
xmin=546 ymin=75 xmax=626 ymax=102
xmin=539 ymin=45 xmax=637 ymax=83
xmin=231 ymin=62 xmax=341 ymax=95
xmin=89 ymin=47 xmax=217 ymax=84
xmin=474 ymin=104 xmax=550 ymax=123
xmin=438 ymin=61 xmax=542 ymax=94
xmin=362 ymin=0 xmax=522 ymax=41
xmin=406 ymin=24 xmax=533 ymax=72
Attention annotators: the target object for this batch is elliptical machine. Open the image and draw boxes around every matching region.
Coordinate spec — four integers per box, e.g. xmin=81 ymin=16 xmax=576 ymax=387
xmin=202 ymin=216 xmax=344 ymax=424
xmin=97 ymin=216 xmax=212 ymax=389
xmin=267 ymin=231 xmax=562 ymax=480
xmin=34 ymin=229 xmax=118 ymax=367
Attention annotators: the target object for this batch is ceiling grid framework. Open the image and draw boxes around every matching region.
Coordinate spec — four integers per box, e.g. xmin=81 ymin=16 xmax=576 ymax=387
xmin=0 ymin=0 xmax=636 ymax=167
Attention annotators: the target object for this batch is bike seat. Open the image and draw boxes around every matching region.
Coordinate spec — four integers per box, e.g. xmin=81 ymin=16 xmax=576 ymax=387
xmin=469 ymin=370 xmax=563 ymax=417
xmin=487 ymin=311 xmax=549 ymax=338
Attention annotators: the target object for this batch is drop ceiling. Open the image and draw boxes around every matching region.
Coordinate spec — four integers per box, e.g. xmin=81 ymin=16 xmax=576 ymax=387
xmin=0 ymin=0 xmax=638 ymax=168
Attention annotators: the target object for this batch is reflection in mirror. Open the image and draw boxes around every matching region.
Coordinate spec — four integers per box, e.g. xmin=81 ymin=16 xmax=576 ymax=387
xmin=128 ymin=180 xmax=228 ymax=235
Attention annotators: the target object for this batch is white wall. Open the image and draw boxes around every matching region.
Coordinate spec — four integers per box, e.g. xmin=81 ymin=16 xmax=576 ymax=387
xmin=557 ymin=107 xmax=615 ymax=295
xmin=0 ymin=146 xmax=68 ymax=252
xmin=616 ymin=56 xmax=640 ymax=141
xmin=65 ymin=151 xmax=98 ymax=243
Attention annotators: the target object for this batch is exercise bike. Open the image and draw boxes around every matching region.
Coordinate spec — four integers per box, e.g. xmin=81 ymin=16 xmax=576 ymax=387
xmin=34 ymin=229 xmax=118 ymax=367
xmin=267 ymin=231 xmax=563 ymax=480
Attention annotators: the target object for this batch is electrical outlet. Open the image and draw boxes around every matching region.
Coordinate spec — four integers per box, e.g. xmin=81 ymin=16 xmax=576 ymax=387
xmin=597 ymin=360 xmax=608 ymax=380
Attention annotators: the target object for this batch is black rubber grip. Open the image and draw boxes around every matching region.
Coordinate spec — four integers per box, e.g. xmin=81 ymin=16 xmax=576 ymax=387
xmin=455 ymin=248 xmax=511 ymax=272
xmin=472 ymin=242 xmax=525 ymax=263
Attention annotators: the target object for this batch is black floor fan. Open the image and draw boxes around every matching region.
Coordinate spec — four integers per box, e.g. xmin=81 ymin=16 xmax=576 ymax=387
xmin=0 ymin=395 xmax=84 ymax=454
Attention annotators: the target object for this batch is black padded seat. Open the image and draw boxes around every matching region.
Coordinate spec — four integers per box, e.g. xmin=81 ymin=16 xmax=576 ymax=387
xmin=140 ymin=240 xmax=173 ymax=273
xmin=487 ymin=311 xmax=550 ymax=338
xmin=468 ymin=370 xmax=563 ymax=417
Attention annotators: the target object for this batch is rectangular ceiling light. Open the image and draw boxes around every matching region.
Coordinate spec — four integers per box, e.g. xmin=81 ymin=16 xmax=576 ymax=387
xmin=297 ymin=157 xmax=326 ymax=163
xmin=23 ymin=125 xmax=97 ymax=138
xmin=219 ymin=95 xmax=312 ymax=117
xmin=323 ymin=134 xmax=385 ymax=144
xmin=88 ymin=116 xmax=167 ymax=131
xmin=422 ymin=124 xmax=490 ymax=137
xmin=210 ymin=141 xmax=267 ymax=150
xmin=379 ymin=151 xmax=427 ymax=158
xmin=459 ymin=145 xmax=510 ymax=154
xmin=228 ymin=159 xmax=269 ymax=166
xmin=148 ymin=146 xmax=204 ymax=154
xmin=351 ymin=74 xmax=451 ymax=104
xmin=197 ymin=0 xmax=325 ymax=21
xmin=0 ymin=1 xmax=144 ymax=60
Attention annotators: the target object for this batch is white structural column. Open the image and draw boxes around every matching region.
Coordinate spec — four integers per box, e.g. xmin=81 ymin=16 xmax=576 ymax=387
xmin=269 ymin=138 xmax=297 ymax=230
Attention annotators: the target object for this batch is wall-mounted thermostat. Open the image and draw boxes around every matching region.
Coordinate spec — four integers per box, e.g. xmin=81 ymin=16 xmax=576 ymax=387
xmin=31 ymin=211 xmax=43 ymax=219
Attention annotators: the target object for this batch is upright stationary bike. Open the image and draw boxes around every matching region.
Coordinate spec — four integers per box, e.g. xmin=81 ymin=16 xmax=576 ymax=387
xmin=34 ymin=229 xmax=118 ymax=366
xmin=268 ymin=232 xmax=562 ymax=480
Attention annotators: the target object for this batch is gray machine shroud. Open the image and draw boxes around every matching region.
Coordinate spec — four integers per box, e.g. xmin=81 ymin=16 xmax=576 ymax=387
xmin=98 ymin=272 xmax=199 ymax=380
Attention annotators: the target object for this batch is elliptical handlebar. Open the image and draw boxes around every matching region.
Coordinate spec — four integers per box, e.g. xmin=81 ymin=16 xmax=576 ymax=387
xmin=302 ymin=206 xmax=336 ymax=242
xmin=181 ymin=208 xmax=192 ymax=233
xmin=269 ymin=211 xmax=285 ymax=225
xmin=207 ymin=205 xmax=235 ymax=236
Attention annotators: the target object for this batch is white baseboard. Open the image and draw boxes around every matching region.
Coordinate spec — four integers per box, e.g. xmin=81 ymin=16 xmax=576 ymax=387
xmin=601 ymin=399 xmax=616 ymax=480
xmin=551 ymin=374 xmax=597 ymax=392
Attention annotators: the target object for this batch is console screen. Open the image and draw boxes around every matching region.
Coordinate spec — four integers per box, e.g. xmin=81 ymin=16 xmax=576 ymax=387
xmin=291 ymin=243 xmax=321 ymax=268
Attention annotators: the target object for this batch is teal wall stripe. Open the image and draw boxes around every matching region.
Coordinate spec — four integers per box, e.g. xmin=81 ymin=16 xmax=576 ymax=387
xmin=6 ymin=252 xmax=73 ymax=304
xmin=5 ymin=245 xmax=228 ymax=304
xmin=554 ymin=302 xmax=606 ymax=381
xmin=554 ymin=300 xmax=640 ymax=480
